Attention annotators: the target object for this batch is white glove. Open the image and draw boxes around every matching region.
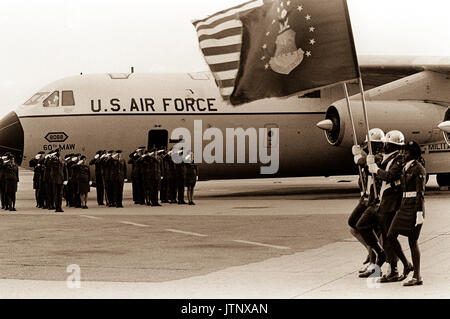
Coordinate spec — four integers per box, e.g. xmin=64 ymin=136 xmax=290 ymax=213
xmin=89 ymin=181 xmax=92 ymax=186
xmin=352 ymin=145 xmax=361 ymax=156
xmin=415 ymin=211 xmax=424 ymax=226
xmin=366 ymin=155 xmax=375 ymax=165
xmin=63 ymin=181 xmax=68 ymax=185
xmin=368 ymin=163 xmax=379 ymax=174
xmin=353 ymin=154 xmax=363 ymax=164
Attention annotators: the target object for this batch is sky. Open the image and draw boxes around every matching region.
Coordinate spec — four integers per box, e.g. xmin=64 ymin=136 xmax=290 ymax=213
xmin=0 ymin=0 xmax=449 ymax=116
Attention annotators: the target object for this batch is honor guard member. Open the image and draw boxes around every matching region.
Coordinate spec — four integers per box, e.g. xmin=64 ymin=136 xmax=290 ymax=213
xmin=38 ymin=154 xmax=48 ymax=209
xmin=44 ymin=152 xmax=55 ymax=210
xmin=72 ymin=154 xmax=82 ymax=208
xmin=385 ymin=141 xmax=425 ymax=286
xmin=140 ymin=150 xmax=153 ymax=206
xmin=4 ymin=153 xmax=19 ymax=211
xmin=63 ymin=154 xmax=73 ymax=207
xmin=149 ymin=148 xmax=162 ymax=206
xmin=159 ymin=147 xmax=169 ymax=203
xmin=368 ymin=130 xmax=410 ymax=282
xmin=166 ymin=148 xmax=177 ymax=204
xmin=101 ymin=151 xmax=114 ymax=206
xmin=350 ymin=128 xmax=385 ymax=274
xmin=48 ymin=150 xmax=67 ymax=212
xmin=162 ymin=148 xmax=175 ymax=203
xmin=89 ymin=150 xmax=106 ymax=205
xmin=29 ymin=152 xmax=45 ymax=207
xmin=0 ymin=155 xmax=7 ymax=210
xmin=184 ymin=153 xmax=198 ymax=205
xmin=65 ymin=153 xmax=76 ymax=207
xmin=128 ymin=147 xmax=145 ymax=205
xmin=76 ymin=155 xmax=90 ymax=209
xmin=110 ymin=150 xmax=127 ymax=208
xmin=355 ymin=137 xmax=386 ymax=278
xmin=174 ymin=148 xmax=187 ymax=204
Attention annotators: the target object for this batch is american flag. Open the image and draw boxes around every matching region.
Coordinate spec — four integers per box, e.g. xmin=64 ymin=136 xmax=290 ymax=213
xmin=192 ymin=0 xmax=264 ymax=101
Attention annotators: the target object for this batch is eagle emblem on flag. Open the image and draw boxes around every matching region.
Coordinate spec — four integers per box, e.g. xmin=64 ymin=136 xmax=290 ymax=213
xmin=263 ymin=1 xmax=316 ymax=75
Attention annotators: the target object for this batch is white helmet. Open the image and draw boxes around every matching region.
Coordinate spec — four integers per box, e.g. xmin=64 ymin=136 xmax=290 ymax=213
xmin=365 ymin=128 xmax=385 ymax=143
xmin=384 ymin=130 xmax=405 ymax=145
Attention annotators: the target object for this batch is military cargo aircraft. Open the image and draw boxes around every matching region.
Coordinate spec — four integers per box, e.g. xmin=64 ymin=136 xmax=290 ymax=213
xmin=0 ymin=55 xmax=449 ymax=185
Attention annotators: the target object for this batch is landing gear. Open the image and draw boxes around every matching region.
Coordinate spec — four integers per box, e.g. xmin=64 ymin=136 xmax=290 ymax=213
xmin=436 ymin=173 xmax=450 ymax=187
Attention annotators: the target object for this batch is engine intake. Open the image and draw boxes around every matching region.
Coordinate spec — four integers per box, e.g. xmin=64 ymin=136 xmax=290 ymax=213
xmin=317 ymin=100 xmax=447 ymax=147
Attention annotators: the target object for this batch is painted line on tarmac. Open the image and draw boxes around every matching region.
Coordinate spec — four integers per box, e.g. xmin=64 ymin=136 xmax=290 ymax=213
xmin=119 ymin=221 xmax=150 ymax=227
xmin=80 ymin=215 xmax=102 ymax=220
xmin=165 ymin=229 xmax=208 ymax=237
xmin=232 ymin=239 xmax=291 ymax=250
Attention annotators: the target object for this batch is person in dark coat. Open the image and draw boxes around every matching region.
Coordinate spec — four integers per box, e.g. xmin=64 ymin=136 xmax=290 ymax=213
xmin=90 ymin=150 xmax=105 ymax=206
xmin=100 ymin=151 xmax=114 ymax=206
xmin=386 ymin=141 xmax=426 ymax=286
xmin=4 ymin=154 xmax=19 ymax=211
xmin=128 ymin=147 xmax=145 ymax=205
xmin=165 ymin=148 xmax=177 ymax=204
xmin=159 ymin=148 xmax=168 ymax=203
xmin=184 ymin=153 xmax=198 ymax=205
xmin=48 ymin=150 xmax=67 ymax=212
xmin=140 ymin=150 xmax=153 ymax=206
xmin=174 ymin=149 xmax=187 ymax=204
xmin=76 ymin=155 xmax=90 ymax=209
xmin=44 ymin=152 xmax=54 ymax=210
xmin=110 ymin=150 xmax=127 ymax=208
xmin=368 ymin=130 xmax=409 ymax=282
xmin=150 ymin=149 xmax=162 ymax=207
xmin=350 ymin=129 xmax=385 ymax=274
xmin=63 ymin=154 xmax=74 ymax=207
xmin=0 ymin=155 xmax=8 ymax=210
xmin=29 ymin=151 xmax=45 ymax=208
xmin=355 ymin=149 xmax=385 ymax=278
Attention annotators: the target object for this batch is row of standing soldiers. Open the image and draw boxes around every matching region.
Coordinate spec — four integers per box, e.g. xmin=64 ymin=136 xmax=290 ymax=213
xmin=29 ymin=151 xmax=91 ymax=212
xmin=89 ymin=147 xmax=198 ymax=207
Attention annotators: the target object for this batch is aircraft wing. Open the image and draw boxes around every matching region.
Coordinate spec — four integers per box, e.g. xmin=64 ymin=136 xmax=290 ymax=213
xmin=359 ymin=55 xmax=450 ymax=88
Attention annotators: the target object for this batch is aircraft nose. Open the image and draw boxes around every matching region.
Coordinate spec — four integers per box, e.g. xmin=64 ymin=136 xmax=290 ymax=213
xmin=0 ymin=111 xmax=24 ymax=165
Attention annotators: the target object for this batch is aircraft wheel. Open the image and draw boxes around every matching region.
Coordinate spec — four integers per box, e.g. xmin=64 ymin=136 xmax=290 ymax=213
xmin=436 ymin=173 xmax=450 ymax=187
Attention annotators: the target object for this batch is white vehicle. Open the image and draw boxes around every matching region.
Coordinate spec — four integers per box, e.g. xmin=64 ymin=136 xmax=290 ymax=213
xmin=1 ymin=56 xmax=449 ymax=186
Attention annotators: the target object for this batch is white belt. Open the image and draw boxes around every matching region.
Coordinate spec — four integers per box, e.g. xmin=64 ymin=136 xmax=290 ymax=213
xmin=403 ymin=192 xmax=417 ymax=198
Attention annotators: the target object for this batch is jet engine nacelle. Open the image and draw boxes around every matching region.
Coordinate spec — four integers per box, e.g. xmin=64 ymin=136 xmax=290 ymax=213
xmin=440 ymin=107 xmax=450 ymax=146
xmin=317 ymin=100 xmax=446 ymax=148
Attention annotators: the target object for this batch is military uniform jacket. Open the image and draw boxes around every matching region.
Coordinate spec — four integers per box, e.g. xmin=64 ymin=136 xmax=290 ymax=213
xmin=48 ymin=157 xmax=67 ymax=184
xmin=376 ymin=151 xmax=404 ymax=214
xmin=356 ymin=152 xmax=382 ymax=205
xmin=162 ymin=155 xmax=175 ymax=179
xmin=29 ymin=158 xmax=40 ymax=185
xmin=128 ymin=152 xmax=140 ymax=181
xmin=0 ymin=162 xmax=5 ymax=184
xmin=89 ymin=157 xmax=103 ymax=178
xmin=4 ymin=162 xmax=19 ymax=182
xmin=100 ymin=157 xmax=113 ymax=181
xmin=76 ymin=164 xmax=90 ymax=183
xmin=110 ymin=158 xmax=127 ymax=182
xmin=400 ymin=160 xmax=426 ymax=213
xmin=151 ymin=155 xmax=162 ymax=180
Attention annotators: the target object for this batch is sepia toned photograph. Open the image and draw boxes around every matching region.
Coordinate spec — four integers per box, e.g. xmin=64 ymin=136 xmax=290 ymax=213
xmin=0 ymin=0 xmax=449 ymax=302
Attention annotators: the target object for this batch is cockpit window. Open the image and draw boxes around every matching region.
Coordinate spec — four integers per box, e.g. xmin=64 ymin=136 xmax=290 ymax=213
xmin=24 ymin=92 xmax=50 ymax=105
xmin=43 ymin=91 xmax=60 ymax=107
xmin=62 ymin=90 xmax=75 ymax=106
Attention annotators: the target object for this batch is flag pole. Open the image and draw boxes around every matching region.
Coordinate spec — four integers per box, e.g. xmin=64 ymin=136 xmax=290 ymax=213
xmin=342 ymin=82 xmax=366 ymax=195
xmin=358 ymin=77 xmax=378 ymax=199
